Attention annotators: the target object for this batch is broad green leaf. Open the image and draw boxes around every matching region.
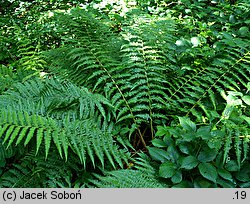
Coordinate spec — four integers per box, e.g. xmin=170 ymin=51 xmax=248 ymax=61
xmin=194 ymin=177 xmax=212 ymax=188
xmin=247 ymin=82 xmax=250 ymax=91
xmin=171 ymin=170 xmax=182 ymax=184
xmin=168 ymin=127 xmax=183 ymax=138
xmin=172 ymin=181 xmax=192 ymax=188
xmin=229 ymin=15 xmax=236 ymax=23
xmin=216 ymin=178 xmax=235 ymax=188
xmin=155 ymin=126 xmax=169 ymax=137
xmin=178 ymin=142 xmax=194 ymax=155
xmin=159 ymin=161 xmax=176 ymax=178
xmin=239 ymin=26 xmax=249 ymax=37
xmin=208 ymin=138 xmax=223 ymax=150
xmin=242 ymin=115 xmax=250 ymax=126
xmin=167 ymin=145 xmax=180 ymax=162
xmin=225 ymin=160 xmax=240 ymax=172
xmin=163 ymin=136 xmax=175 ymax=146
xmin=215 ymin=152 xmax=224 ymax=169
xmin=181 ymin=156 xmax=199 ymax=170
xmin=222 ymin=105 xmax=234 ymax=120
xmin=198 ymin=163 xmax=218 ymax=183
xmin=182 ymin=132 xmax=196 ymax=141
xmin=239 ymin=182 xmax=250 ymax=188
xmin=152 ymin=138 xmax=167 ymax=148
xmin=235 ymin=169 xmax=250 ymax=182
xmin=211 ymin=129 xmax=225 ymax=138
xmin=217 ymin=168 xmax=233 ymax=181
xmin=208 ymin=130 xmax=224 ymax=150
xmin=196 ymin=126 xmax=211 ymax=140
xmin=198 ymin=148 xmax=217 ymax=162
xmin=226 ymin=91 xmax=242 ymax=106
xmin=178 ymin=116 xmax=196 ymax=132
xmin=148 ymin=147 xmax=169 ymax=162
xmin=242 ymin=95 xmax=250 ymax=106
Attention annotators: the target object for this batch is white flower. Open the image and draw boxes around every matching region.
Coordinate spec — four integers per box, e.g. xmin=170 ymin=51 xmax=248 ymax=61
xmin=191 ymin=37 xmax=200 ymax=47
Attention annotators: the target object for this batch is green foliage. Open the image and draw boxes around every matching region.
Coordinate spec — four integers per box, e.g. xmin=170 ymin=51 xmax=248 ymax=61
xmin=148 ymin=111 xmax=250 ymax=187
xmin=1 ymin=0 xmax=250 ymax=188
xmin=0 ymin=77 xmax=129 ymax=169
xmin=0 ymin=149 xmax=91 ymax=188
xmin=90 ymin=153 xmax=168 ymax=188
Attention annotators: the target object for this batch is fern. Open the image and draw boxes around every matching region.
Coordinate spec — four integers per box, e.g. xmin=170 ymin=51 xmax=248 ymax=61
xmin=45 ymin=8 xmax=178 ymax=147
xmin=0 ymin=77 xmax=129 ymax=169
xmin=90 ymin=153 xmax=168 ymax=188
xmin=1 ymin=1 xmax=250 ymax=188
xmin=17 ymin=38 xmax=46 ymax=72
xmin=0 ymin=109 xmax=67 ymax=158
xmin=167 ymin=48 xmax=250 ymax=120
xmin=0 ymin=149 xmax=82 ymax=188
xmin=46 ymin=7 xmax=250 ymax=150
xmin=44 ymin=8 xmax=121 ymax=87
xmin=0 ymin=137 xmax=20 ymax=174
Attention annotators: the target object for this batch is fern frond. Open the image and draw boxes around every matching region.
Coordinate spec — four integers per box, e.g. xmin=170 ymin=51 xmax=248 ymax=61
xmin=44 ymin=8 xmax=177 ymax=147
xmin=92 ymin=169 xmax=167 ymax=188
xmin=44 ymin=7 xmax=121 ymax=87
xmin=90 ymin=153 xmax=167 ymax=188
xmin=234 ymin=129 xmax=242 ymax=168
xmin=167 ymin=48 xmax=250 ymax=120
xmin=96 ymin=18 xmax=177 ymax=143
xmin=0 ymin=77 xmax=129 ymax=168
xmin=0 ymin=109 xmax=67 ymax=158
xmin=65 ymin=118 xmax=129 ymax=169
xmin=0 ymin=150 xmax=78 ymax=188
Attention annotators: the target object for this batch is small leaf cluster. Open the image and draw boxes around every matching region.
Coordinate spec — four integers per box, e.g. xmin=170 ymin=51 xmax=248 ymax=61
xmin=149 ymin=113 xmax=250 ymax=187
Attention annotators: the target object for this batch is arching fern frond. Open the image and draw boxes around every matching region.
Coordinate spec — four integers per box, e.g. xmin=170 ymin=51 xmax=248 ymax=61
xmin=97 ymin=18 xmax=177 ymax=144
xmin=92 ymin=169 xmax=167 ymax=188
xmin=0 ymin=77 xmax=129 ymax=169
xmin=44 ymin=8 xmax=178 ymax=147
xmin=44 ymin=7 xmax=121 ymax=88
xmin=90 ymin=153 xmax=167 ymax=188
xmin=0 ymin=150 xmax=80 ymax=188
xmin=0 ymin=77 xmax=113 ymax=121
xmin=0 ymin=109 xmax=68 ymax=159
xmin=43 ymin=7 xmax=250 ymax=151
xmin=166 ymin=47 xmax=250 ymax=121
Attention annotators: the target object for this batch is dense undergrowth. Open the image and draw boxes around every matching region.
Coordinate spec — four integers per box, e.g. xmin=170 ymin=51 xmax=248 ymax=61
xmin=0 ymin=0 xmax=250 ymax=187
